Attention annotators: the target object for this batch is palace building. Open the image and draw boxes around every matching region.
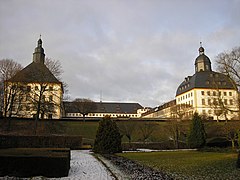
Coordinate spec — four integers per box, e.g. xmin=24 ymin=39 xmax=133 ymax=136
xmin=4 ymin=38 xmax=63 ymax=119
xmin=143 ymin=45 xmax=239 ymax=120
xmin=63 ymin=101 xmax=147 ymax=119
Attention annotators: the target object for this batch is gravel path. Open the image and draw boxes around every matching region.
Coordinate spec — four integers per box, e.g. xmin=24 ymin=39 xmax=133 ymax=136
xmin=102 ymin=154 xmax=173 ymax=180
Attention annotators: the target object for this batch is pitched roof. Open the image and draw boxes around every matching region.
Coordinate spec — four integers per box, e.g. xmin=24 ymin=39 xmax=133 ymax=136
xmin=64 ymin=101 xmax=143 ymax=114
xmin=7 ymin=62 xmax=60 ymax=84
xmin=176 ymin=71 xmax=235 ymax=96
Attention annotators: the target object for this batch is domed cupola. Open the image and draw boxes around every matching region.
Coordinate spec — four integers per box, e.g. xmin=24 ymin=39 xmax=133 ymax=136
xmin=194 ymin=43 xmax=212 ymax=73
xmin=33 ymin=36 xmax=45 ymax=64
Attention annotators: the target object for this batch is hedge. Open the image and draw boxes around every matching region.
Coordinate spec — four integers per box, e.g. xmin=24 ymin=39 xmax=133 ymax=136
xmin=0 ymin=148 xmax=70 ymax=178
xmin=122 ymin=141 xmax=188 ymax=151
xmin=0 ymin=135 xmax=82 ymax=149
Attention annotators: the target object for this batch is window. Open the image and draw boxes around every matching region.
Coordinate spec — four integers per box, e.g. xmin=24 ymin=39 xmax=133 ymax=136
xmin=207 ymin=91 xmax=210 ymax=96
xmin=201 ymin=91 xmax=204 ymax=95
xmin=35 ymin=86 xmax=38 ymax=90
xmin=49 ymin=86 xmax=53 ymax=91
xmin=49 ymin=95 xmax=53 ymax=102
xmin=224 ymin=92 xmax=227 ymax=96
xmin=26 ymin=105 xmax=30 ymax=111
xmin=202 ymin=99 xmax=205 ymax=105
xmin=229 ymin=92 xmax=232 ymax=96
xmin=224 ymin=99 xmax=228 ymax=105
xmin=213 ymin=91 xmax=216 ymax=96
xmin=27 ymin=86 xmax=31 ymax=92
xmin=208 ymin=99 xmax=211 ymax=105
xmin=230 ymin=99 xmax=233 ymax=105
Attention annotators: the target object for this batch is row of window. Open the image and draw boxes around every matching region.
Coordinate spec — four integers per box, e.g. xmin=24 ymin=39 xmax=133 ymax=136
xmin=202 ymin=109 xmax=234 ymax=115
xmin=201 ymin=90 xmax=232 ymax=96
xmin=178 ymin=92 xmax=193 ymax=102
xmin=202 ymin=98 xmax=234 ymax=106
xmin=12 ymin=104 xmax=55 ymax=112
xmin=19 ymin=85 xmax=54 ymax=91
xmin=68 ymin=113 xmax=139 ymax=118
xmin=179 ymin=83 xmax=190 ymax=91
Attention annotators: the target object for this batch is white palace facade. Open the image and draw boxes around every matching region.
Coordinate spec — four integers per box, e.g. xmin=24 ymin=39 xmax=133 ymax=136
xmin=143 ymin=46 xmax=239 ymax=120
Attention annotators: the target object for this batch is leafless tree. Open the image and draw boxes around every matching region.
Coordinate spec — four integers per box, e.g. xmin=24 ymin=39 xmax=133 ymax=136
xmin=73 ymin=98 xmax=97 ymax=121
xmin=223 ymin=122 xmax=240 ymax=149
xmin=118 ymin=121 xmax=136 ymax=144
xmin=166 ymin=120 xmax=181 ymax=149
xmin=216 ymin=46 xmax=240 ymax=119
xmin=45 ymin=58 xmax=63 ymax=80
xmin=45 ymin=57 xmax=69 ymax=100
xmin=170 ymin=104 xmax=193 ymax=121
xmin=139 ymin=122 xmax=156 ymax=142
xmin=0 ymin=59 xmax=23 ymax=117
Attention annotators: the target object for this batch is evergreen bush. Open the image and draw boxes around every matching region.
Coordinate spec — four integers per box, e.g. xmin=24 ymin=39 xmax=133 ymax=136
xmin=93 ymin=116 xmax=122 ymax=154
xmin=187 ymin=113 xmax=206 ymax=148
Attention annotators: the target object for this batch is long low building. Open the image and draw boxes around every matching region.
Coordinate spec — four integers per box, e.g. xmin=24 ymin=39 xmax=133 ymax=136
xmin=63 ymin=101 xmax=149 ymax=119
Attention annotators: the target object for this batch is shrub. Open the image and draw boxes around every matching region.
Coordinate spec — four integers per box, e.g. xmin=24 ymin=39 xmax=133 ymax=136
xmin=187 ymin=113 xmax=206 ymax=148
xmin=93 ymin=116 xmax=122 ymax=154
xmin=206 ymin=137 xmax=231 ymax=148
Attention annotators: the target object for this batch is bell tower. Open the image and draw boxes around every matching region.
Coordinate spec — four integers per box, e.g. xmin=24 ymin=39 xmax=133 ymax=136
xmin=194 ymin=42 xmax=212 ymax=73
xmin=33 ymin=35 xmax=45 ymax=64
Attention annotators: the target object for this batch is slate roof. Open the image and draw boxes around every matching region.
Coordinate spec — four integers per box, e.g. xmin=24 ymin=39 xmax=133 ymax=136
xmin=7 ymin=62 xmax=60 ymax=84
xmin=195 ymin=53 xmax=211 ymax=66
xmin=64 ymin=101 xmax=143 ymax=114
xmin=176 ymin=71 xmax=235 ymax=96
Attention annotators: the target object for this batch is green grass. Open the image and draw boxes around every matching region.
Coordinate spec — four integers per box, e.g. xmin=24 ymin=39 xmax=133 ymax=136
xmin=119 ymin=151 xmax=240 ymax=180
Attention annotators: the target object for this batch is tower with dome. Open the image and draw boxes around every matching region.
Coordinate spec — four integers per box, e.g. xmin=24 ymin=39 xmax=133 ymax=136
xmin=143 ymin=44 xmax=238 ymax=120
xmin=175 ymin=44 xmax=238 ymax=120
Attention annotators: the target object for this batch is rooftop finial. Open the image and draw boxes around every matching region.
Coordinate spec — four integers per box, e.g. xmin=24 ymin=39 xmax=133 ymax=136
xmin=40 ymin=34 xmax=42 ymax=39
xmin=199 ymin=42 xmax=204 ymax=55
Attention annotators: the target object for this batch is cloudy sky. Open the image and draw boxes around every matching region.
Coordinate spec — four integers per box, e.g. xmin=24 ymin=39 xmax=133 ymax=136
xmin=0 ymin=0 xmax=240 ymax=107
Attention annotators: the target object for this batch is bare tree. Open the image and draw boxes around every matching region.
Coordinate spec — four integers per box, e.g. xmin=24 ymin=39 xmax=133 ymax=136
xmin=216 ymin=46 xmax=240 ymax=119
xmin=170 ymin=104 xmax=193 ymax=121
xmin=45 ymin=57 xmax=69 ymax=101
xmin=223 ymin=122 xmax=240 ymax=149
xmin=45 ymin=58 xmax=63 ymax=80
xmin=73 ymin=98 xmax=97 ymax=121
xmin=166 ymin=120 xmax=182 ymax=149
xmin=0 ymin=59 xmax=23 ymax=117
xmin=118 ymin=121 xmax=136 ymax=144
xmin=139 ymin=122 xmax=156 ymax=142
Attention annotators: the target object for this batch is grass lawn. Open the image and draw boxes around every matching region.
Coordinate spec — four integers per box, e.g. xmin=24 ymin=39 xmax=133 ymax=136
xmin=119 ymin=151 xmax=240 ymax=180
